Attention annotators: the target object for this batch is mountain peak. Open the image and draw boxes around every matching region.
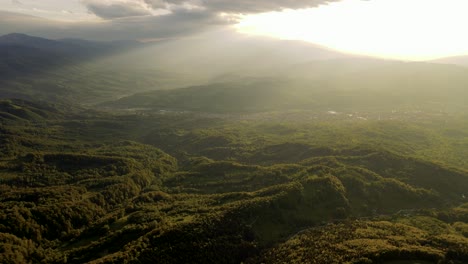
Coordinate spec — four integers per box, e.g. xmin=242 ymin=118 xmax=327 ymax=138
xmin=0 ymin=33 xmax=59 ymax=48
xmin=0 ymin=33 xmax=44 ymax=41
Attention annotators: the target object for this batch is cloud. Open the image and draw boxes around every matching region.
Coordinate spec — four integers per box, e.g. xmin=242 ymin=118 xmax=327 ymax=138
xmin=0 ymin=9 xmax=225 ymax=41
xmin=82 ymin=0 xmax=339 ymax=19
xmin=92 ymin=8 xmax=228 ymax=39
xmin=77 ymin=0 xmax=340 ymax=37
xmin=144 ymin=0 xmax=338 ymax=14
xmin=11 ymin=0 xmax=23 ymax=5
xmin=81 ymin=0 xmax=152 ymax=19
xmin=0 ymin=0 xmax=341 ymax=40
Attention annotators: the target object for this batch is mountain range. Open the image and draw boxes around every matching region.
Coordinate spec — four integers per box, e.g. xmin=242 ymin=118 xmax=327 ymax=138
xmin=2 ymin=33 xmax=468 ymax=114
xmin=0 ymin=33 xmax=467 ymax=264
xmin=0 ymin=33 xmax=141 ymax=79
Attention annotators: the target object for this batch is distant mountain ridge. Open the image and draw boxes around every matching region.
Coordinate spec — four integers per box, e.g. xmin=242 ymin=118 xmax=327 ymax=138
xmin=0 ymin=33 xmax=140 ymax=52
xmin=102 ymin=60 xmax=468 ymax=113
xmin=0 ymin=33 xmax=73 ymax=49
xmin=432 ymin=55 xmax=468 ymax=67
xmin=1 ymin=33 xmax=468 ymax=108
xmin=0 ymin=33 xmax=141 ymax=79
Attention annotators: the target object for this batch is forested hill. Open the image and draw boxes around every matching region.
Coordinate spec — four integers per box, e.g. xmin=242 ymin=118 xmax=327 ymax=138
xmin=0 ymin=99 xmax=467 ymax=263
xmin=0 ymin=33 xmax=467 ymax=264
xmin=0 ymin=33 xmax=141 ymax=86
xmin=101 ymin=61 xmax=468 ymax=113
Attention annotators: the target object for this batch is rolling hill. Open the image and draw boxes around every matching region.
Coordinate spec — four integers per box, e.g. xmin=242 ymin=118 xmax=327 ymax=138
xmin=0 ymin=32 xmax=467 ymax=264
xmin=0 ymin=99 xmax=467 ymax=263
xmin=0 ymin=33 xmax=141 ymax=78
xmin=101 ymin=60 xmax=468 ymax=113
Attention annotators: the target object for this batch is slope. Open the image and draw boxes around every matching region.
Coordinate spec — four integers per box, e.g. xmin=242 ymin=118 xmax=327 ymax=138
xmin=102 ymin=60 xmax=468 ymax=113
xmin=0 ymin=99 xmax=467 ymax=263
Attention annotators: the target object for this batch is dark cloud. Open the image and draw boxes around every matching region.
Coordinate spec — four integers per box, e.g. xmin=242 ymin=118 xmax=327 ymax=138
xmin=77 ymin=0 xmax=340 ymax=37
xmin=83 ymin=0 xmax=339 ymax=19
xmin=0 ymin=10 xmax=225 ymax=41
xmin=1 ymin=0 xmax=341 ymax=40
xmin=81 ymin=0 xmax=152 ymax=19
xmin=90 ymin=9 xmax=228 ymax=39
xmin=144 ymin=0 xmax=338 ymax=13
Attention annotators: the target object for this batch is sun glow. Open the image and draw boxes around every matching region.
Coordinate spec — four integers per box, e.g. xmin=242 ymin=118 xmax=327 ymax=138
xmin=236 ymin=0 xmax=468 ymax=60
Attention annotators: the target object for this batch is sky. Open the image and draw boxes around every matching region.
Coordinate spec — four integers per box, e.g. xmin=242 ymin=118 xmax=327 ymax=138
xmin=1 ymin=0 xmax=468 ymax=60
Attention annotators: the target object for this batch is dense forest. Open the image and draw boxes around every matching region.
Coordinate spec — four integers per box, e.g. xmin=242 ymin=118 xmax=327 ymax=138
xmin=0 ymin=33 xmax=467 ymax=263
xmin=0 ymin=97 xmax=467 ymax=263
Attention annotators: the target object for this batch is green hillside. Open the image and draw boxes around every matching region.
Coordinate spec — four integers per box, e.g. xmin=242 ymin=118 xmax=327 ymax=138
xmin=0 ymin=99 xmax=467 ymax=263
xmin=102 ymin=61 xmax=468 ymax=113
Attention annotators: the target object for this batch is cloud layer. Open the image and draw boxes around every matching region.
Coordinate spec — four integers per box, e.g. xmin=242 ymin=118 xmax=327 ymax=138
xmin=0 ymin=0 xmax=340 ymax=40
xmin=82 ymin=0 xmax=152 ymax=19
xmin=82 ymin=0 xmax=338 ymax=19
xmin=144 ymin=0 xmax=337 ymax=14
